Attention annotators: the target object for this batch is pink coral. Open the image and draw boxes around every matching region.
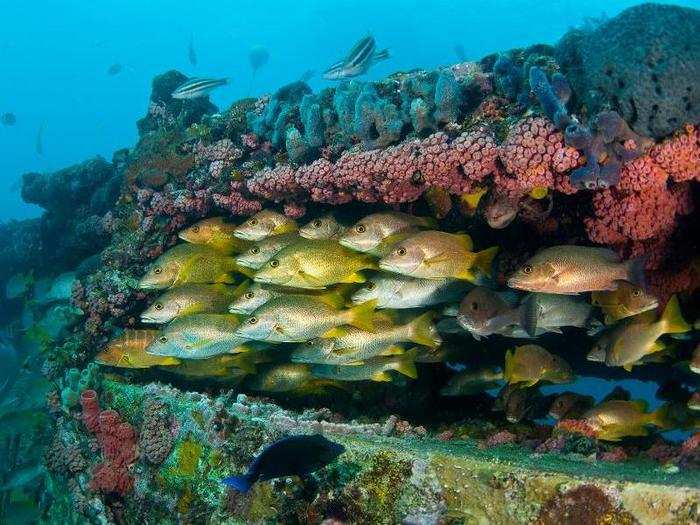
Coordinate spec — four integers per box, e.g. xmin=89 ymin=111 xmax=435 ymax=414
xmin=497 ymin=116 xmax=564 ymax=192
xmin=195 ymin=139 xmax=243 ymax=179
xmin=650 ymin=124 xmax=700 ymax=182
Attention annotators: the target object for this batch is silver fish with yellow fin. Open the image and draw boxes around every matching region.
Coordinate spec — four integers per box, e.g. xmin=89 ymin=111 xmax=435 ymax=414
xmin=233 ymin=210 xmax=298 ymax=241
xmin=591 ymin=281 xmax=658 ymax=324
xmin=96 ymin=329 xmax=180 ymax=369
xmin=338 ymin=212 xmax=436 ymax=256
xmin=179 ymin=217 xmax=250 ymax=253
xmin=311 ymin=348 xmax=418 ymax=382
xmin=299 ymin=215 xmax=346 ymax=240
xmin=503 ymin=344 xmax=573 ymax=387
xmin=580 ymin=399 xmax=668 ymax=441
xmin=141 ymin=283 xmax=245 ymax=324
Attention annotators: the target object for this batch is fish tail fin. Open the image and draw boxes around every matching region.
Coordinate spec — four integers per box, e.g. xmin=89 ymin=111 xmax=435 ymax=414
xmin=660 ymin=295 xmax=690 ymax=335
xmin=317 ymin=290 xmax=346 ymax=309
xmin=473 ymin=246 xmax=498 ymax=278
xmin=374 ymin=49 xmax=390 ymax=61
xmin=503 ymin=349 xmax=515 ymax=384
xmin=391 ymin=348 xmax=418 ymax=379
xmin=228 ymin=352 xmax=257 ymax=374
xmin=345 ymin=299 xmax=377 ymax=331
xmin=519 ymin=295 xmax=540 ymax=338
xmin=649 ymin=403 xmax=672 ymax=429
xmin=222 ymin=473 xmax=253 ymax=493
xmin=407 ymin=312 xmax=441 ymax=348
xmin=625 ymin=256 xmax=647 ymax=289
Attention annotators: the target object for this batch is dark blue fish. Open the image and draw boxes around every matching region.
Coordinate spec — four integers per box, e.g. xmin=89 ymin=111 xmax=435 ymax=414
xmin=222 ymin=434 xmax=345 ymax=493
xmin=1 ymin=112 xmax=16 ymax=126
xmin=107 ymin=63 xmax=122 ymax=76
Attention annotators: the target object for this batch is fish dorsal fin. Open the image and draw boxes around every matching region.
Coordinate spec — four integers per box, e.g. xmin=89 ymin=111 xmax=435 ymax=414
xmin=451 ymin=233 xmax=473 ymax=251
xmin=591 ymin=247 xmax=620 ymax=263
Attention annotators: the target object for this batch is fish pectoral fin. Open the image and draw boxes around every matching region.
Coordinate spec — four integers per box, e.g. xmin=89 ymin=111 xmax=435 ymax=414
xmin=623 ymin=363 xmax=635 ymax=372
xmin=423 ymin=252 xmax=451 ymax=266
xmin=344 ymin=360 xmax=365 ymax=366
xmin=370 ymin=371 xmax=392 ymax=382
xmin=379 ymin=345 xmax=405 ymax=356
xmin=321 ymin=327 xmax=348 ymax=338
xmin=297 ymin=269 xmax=326 ymax=288
xmin=343 ymin=272 xmax=367 ymax=284
xmin=648 ymin=340 xmax=666 ymax=354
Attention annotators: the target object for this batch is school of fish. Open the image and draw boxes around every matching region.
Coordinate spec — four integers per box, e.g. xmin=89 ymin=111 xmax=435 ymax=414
xmin=96 ymin=208 xmax=699 ymax=442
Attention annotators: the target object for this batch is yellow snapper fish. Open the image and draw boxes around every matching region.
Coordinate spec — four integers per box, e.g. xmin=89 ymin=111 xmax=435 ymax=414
xmin=292 ymin=312 xmax=440 ymax=364
xmin=595 ymin=295 xmax=690 ymax=371
xmin=140 ymin=283 xmax=245 ymax=324
xmin=378 ymin=230 xmax=497 ymax=283
xmin=338 ymin=212 xmax=437 ymax=256
xmin=138 ymin=244 xmax=248 ymax=290
xmin=235 ymin=233 xmax=299 ymax=270
xmin=234 ymin=294 xmax=376 ymax=343
xmin=233 ymin=209 xmax=298 ymax=241
xmin=580 ymin=399 xmax=668 ymax=441
xmin=440 ymin=367 xmax=504 ymax=396
xmin=178 ymin=217 xmax=250 ymax=253
xmin=146 ymin=313 xmax=249 ymax=359
xmin=591 ymin=281 xmax=658 ymax=324
xmin=254 ymin=238 xmax=377 ymax=289
xmin=245 ymin=363 xmax=342 ymax=394
xmin=96 ymin=329 xmax=180 ymax=368
xmin=507 ymin=245 xmax=646 ymax=294
xmin=504 ymin=344 xmax=573 ymax=387
xmin=299 ymin=214 xmax=346 ymax=240
xmin=162 ymin=345 xmax=272 ymax=377
xmin=310 ymin=348 xmax=419 ymax=382
xmin=227 ymin=280 xmax=339 ymax=314
xmin=351 ymin=274 xmax=470 ymax=309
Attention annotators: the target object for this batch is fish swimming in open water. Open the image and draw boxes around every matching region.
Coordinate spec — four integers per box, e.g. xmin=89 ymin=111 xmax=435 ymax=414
xmin=172 ymin=77 xmax=228 ymax=99
xmin=323 ymin=36 xmax=390 ymax=80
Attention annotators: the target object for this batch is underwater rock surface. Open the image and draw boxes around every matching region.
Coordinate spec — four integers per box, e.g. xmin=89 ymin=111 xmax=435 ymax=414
xmin=0 ymin=3 xmax=698 ymax=523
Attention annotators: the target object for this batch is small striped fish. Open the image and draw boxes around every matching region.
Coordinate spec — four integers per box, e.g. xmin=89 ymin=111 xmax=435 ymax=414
xmin=171 ymin=77 xmax=228 ymax=99
xmin=323 ymin=36 xmax=390 ymax=80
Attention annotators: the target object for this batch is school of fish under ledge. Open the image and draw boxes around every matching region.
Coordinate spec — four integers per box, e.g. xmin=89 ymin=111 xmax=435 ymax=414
xmin=0 ymin=3 xmax=699 ymax=523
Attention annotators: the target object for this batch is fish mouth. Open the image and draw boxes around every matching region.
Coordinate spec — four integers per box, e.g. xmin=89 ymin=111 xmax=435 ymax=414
xmin=233 ymin=230 xmax=256 ymax=241
xmin=235 ymin=258 xmax=258 ymax=269
xmin=137 ymin=279 xmax=160 ymax=290
xmin=337 ymin=237 xmax=359 ymax=250
xmin=139 ymin=315 xmax=162 ymax=324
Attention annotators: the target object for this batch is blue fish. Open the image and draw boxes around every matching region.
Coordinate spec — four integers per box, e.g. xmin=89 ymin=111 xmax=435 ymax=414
xmin=222 ymin=434 xmax=345 ymax=493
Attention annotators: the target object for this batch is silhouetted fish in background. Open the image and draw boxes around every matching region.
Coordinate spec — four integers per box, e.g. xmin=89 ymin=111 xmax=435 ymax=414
xmin=1 ymin=112 xmax=16 ymax=126
xmin=247 ymin=45 xmax=269 ymax=94
xmin=107 ymin=63 xmax=122 ymax=76
xmin=171 ymin=78 xmax=228 ymax=99
xmin=323 ymin=35 xmax=390 ymax=80
xmin=35 ymin=123 xmax=45 ymax=155
xmin=300 ymin=69 xmax=315 ymax=83
xmin=188 ymin=34 xmax=198 ymax=66
xmin=454 ymin=44 xmax=467 ymax=62
xmin=222 ymin=434 xmax=345 ymax=493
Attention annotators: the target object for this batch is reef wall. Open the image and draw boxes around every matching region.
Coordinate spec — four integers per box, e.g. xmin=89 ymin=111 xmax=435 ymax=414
xmin=0 ymin=3 xmax=698 ymax=524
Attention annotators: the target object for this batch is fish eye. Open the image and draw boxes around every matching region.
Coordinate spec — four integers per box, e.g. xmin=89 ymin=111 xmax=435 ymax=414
xmin=245 ymin=292 xmax=255 ymax=299
xmin=270 ymin=260 xmax=279 ymax=268
xmin=250 ymin=246 xmax=260 ymax=254
xmin=366 ymin=282 xmax=376 ymax=290
xmin=471 ymin=302 xmax=478 ymax=311
xmin=154 ymin=267 xmax=162 ymax=274
xmin=312 ymin=219 xmax=323 ymax=228
xmin=396 ymin=247 xmax=407 ymax=256
xmin=632 ymin=288 xmax=642 ymax=297
xmin=522 ymin=265 xmax=533 ymax=274
xmin=192 ymin=226 xmax=200 ymax=233
xmin=356 ymin=224 xmax=366 ymax=233
xmin=305 ymin=340 xmax=314 ymax=346
xmin=249 ymin=218 xmax=258 ymax=226
xmin=154 ymin=303 xmax=163 ymax=310
xmin=248 ymin=317 xmax=258 ymax=324
xmin=159 ymin=336 xmax=167 ymax=343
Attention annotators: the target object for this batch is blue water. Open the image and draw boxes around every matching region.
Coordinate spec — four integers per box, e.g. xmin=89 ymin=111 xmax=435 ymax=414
xmin=1 ymin=0 xmax=698 ymax=222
